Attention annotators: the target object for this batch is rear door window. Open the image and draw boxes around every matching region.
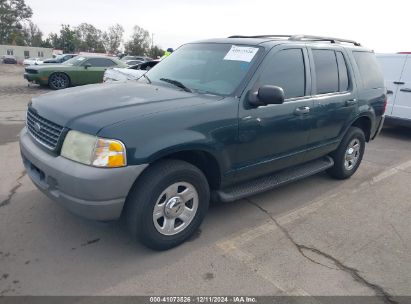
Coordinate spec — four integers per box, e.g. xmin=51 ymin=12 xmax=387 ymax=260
xmin=336 ymin=52 xmax=349 ymax=92
xmin=312 ymin=49 xmax=339 ymax=94
xmin=86 ymin=58 xmax=116 ymax=67
xmin=353 ymin=51 xmax=384 ymax=89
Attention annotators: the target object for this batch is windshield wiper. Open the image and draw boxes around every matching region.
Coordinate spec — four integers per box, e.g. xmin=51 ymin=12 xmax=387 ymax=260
xmin=160 ymin=78 xmax=192 ymax=92
xmin=142 ymin=73 xmax=151 ymax=84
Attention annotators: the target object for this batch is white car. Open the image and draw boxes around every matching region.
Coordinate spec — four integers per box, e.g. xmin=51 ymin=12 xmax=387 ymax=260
xmin=377 ymin=53 xmax=411 ymax=127
xmin=23 ymin=58 xmax=43 ymax=66
xmin=103 ymin=60 xmax=160 ymax=82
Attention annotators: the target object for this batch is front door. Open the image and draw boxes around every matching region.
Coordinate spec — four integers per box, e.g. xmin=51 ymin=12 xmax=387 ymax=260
xmin=235 ymin=46 xmax=313 ymax=182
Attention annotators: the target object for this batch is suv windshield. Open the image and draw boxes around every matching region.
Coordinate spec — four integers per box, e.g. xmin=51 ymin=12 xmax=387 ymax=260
xmin=145 ymin=43 xmax=261 ymax=95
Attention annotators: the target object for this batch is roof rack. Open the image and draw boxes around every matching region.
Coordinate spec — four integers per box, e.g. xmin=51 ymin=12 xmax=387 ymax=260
xmin=227 ymin=34 xmax=361 ymax=46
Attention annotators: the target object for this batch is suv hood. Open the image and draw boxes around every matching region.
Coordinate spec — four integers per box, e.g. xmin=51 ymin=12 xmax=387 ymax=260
xmin=30 ymin=82 xmax=221 ymax=134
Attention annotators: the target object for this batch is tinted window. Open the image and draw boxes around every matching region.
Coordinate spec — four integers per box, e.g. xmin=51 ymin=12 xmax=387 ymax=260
xmin=86 ymin=58 xmax=116 ymax=67
xmin=336 ymin=52 xmax=349 ymax=91
xmin=259 ymin=49 xmax=305 ymax=99
xmin=313 ymin=50 xmax=339 ymax=94
xmin=353 ymin=51 xmax=384 ymax=89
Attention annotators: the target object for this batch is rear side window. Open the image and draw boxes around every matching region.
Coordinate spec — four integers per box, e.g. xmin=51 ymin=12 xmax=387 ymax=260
xmin=86 ymin=58 xmax=116 ymax=67
xmin=353 ymin=51 xmax=384 ymax=89
xmin=312 ymin=49 xmax=339 ymax=94
xmin=259 ymin=49 xmax=306 ymax=99
xmin=336 ymin=52 xmax=349 ymax=91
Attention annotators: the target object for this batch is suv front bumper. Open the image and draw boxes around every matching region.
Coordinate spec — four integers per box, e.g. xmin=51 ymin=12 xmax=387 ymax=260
xmin=20 ymin=127 xmax=147 ymax=221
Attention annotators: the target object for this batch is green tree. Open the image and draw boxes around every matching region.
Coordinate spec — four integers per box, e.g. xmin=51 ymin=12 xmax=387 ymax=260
xmin=148 ymin=45 xmax=164 ymax=59
xmin=22 ymin=21 xmax=43 ymax=47
xmin=53 ymin=24 xmax=80 ymax=53
xmin=75 ymin=23 xmax=105 ymax=53
xmin=124 ymin=25 xmax=150 ymax=56
xmin=102 ymin=24 xmax=124 ymax=54
xmin=0 ymin=0 xmax=33 ymax=44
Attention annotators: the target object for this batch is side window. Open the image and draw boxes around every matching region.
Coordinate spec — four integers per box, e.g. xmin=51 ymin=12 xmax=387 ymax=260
xmin=7 ymin=49 xmax=13 ymax=55
xmin=312 ymin=49 xmax=339 ymax=94
xmin=24 ymin=51 xmax=30 ymax=58
xmin=259 ymin=49 xmax=306 ymax=99
xmin=85 ymin=58 xmax=116 ymax=67
xmin=336 ymin=52 xmax=349 ymax=92
xmin=353 ymin=51 xmax=384 ymax=89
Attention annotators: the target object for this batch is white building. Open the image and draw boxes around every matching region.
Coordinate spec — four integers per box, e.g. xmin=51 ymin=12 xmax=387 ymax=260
xmin=0 ymin=45 xmax=53 ymax=62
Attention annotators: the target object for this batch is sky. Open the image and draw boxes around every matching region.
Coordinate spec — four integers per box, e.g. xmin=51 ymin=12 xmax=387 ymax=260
xmin=25 ymin=0 xmax=411 ymax=53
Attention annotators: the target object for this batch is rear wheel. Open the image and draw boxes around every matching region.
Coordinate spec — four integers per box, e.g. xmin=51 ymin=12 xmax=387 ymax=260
xmin=327 ymin=127 xmax=365 ymax=179
xmin=126 ymin=159 xmax=210 ymax=250
xmin=48 ymin=73 xmax=69 ymax=90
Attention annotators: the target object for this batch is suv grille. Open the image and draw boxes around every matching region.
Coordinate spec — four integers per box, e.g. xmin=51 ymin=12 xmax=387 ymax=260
xmin=26 ymin=107 xmax=64 ymax=150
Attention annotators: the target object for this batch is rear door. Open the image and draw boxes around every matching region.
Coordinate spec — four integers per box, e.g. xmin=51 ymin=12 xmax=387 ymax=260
xmin=392 ymin=55 xmax=411 ymax=119
xmin=377 ymin=54 xmax=407 ymax=115
xmin=305 ymin=47 xmax=358 ymax=160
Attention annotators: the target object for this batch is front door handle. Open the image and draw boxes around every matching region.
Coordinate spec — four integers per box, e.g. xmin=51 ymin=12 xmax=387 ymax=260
xmin=345 ymin=99 xmax=358 ymax=107
xmin=294 ymin=106 xmax=310 ymax=115
xmin=394 ymin=81 xmax=405 ymax=85
xmin=400 ymin=88 xmax=411 ymax=93
xmin=387 ymin=90 xmax=393 ymax=95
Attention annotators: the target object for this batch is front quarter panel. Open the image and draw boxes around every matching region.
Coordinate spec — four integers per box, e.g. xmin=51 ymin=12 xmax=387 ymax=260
xmin=98 ymin=97 xmax=239 ymax=180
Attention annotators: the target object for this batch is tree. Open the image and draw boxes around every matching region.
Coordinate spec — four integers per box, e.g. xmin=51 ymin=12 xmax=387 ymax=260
xmin=124 ymin=25 xmax=150 ymax=56
xmin=75 ymin=23 xmax=105 ymax=53
xmin=0 ymin=0 xmax=33 ymax=44
xmin=22 ymin=21 xmax=43 ymax=47
xmin=148 ymin=45 xmax=164 ymax=59
xmin=52 ymin=24 xmax=80 ymax=53
xmin=102 ymin=24 xmax=124 ymax=54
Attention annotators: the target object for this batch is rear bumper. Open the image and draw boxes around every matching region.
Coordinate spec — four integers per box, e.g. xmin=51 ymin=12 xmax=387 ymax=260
xmin=372 ymin=115 xmax=385 ymax=140
xmin=20 ymin=128 xmax=148 ymax=221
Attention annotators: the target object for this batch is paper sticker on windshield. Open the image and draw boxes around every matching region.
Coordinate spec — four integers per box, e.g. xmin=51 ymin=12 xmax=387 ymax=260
xmin=224 ymin=45 xmax=258 ymax=62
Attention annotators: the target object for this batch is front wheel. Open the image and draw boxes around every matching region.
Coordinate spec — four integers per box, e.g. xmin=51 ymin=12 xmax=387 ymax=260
xmin=327 ymin=127 xmax=366 ymax=179
xmin=48 ymin=72 xmax=69 ymax=90
xmin=125 ymin=159 xmax=210 ymax=250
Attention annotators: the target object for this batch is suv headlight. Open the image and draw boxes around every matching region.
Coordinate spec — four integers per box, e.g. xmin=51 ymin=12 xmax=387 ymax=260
xmin=61 ymin=130 xmax=126 ymax=168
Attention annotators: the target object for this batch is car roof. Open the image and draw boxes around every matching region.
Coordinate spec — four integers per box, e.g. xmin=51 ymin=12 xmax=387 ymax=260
xmin=191 ymin=35 xmax=372 ymax=52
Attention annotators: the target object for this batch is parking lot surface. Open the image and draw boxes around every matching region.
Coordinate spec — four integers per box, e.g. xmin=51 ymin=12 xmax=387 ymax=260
xmin=1 ymin=65 xmax=410 ymax=300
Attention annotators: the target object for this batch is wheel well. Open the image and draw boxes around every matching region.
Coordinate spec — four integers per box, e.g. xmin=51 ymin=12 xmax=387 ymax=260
xmin=351 ymin=116 xmax=372 ymax=142
xmin=158 ymin=150 xmax=221 ymax=190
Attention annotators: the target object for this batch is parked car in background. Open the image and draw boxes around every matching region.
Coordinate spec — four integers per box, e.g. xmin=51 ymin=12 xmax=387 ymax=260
xmin=121 ymin=55 xmax=152 ymax=62
xmin=24 ymin=55 xmax=127 ymax=89
xmin=43 ymin=54 xmax=77 ymax=64
xmin=2 ymin=55 xmax=17 ymax=64
xmin=104 ymin=60 xmax=160 ymax=82
xmin=20 ymin=35 xmax=386 ymax=250
xmin=124 ymin=59 xmax=144 ymax=66
xmin=377 ymin=53 xmax=411 ymax=127
xmin=23 ymin=58 xmax=43 ymax=66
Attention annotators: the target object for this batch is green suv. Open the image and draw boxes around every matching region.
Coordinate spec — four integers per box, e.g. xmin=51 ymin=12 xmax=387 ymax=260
xmin=20 ymin=35 xmax=386 ymax=250
xmin=24 ymin=55 xmax=127 ymax=89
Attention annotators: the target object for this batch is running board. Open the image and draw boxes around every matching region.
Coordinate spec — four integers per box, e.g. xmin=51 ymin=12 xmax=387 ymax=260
xmin=214 ymin=156 xmax=334 ymax=203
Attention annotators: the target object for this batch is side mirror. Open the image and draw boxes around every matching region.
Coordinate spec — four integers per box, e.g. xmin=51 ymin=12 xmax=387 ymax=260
xmin=248 ymin=85 xmax=285 ymax=107
xmin=84 ymin=63 xmax=92 ymax=69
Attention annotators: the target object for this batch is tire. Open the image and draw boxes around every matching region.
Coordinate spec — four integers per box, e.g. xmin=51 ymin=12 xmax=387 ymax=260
xmin=327 ymin=127 xmax=366 ymax=179
xmin=125 ymin=159 xmax=210 ymax=250
xmin=48 ymin=72 xmax=70 ymax=90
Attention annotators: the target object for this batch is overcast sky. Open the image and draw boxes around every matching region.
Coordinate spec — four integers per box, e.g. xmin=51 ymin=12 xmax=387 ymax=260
xmin=25 ymin=0 xmax=410 ymax=53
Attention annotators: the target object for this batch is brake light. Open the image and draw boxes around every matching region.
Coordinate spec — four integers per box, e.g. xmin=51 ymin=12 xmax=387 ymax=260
xmin=383 ymin=97 xmax=387 ymax=114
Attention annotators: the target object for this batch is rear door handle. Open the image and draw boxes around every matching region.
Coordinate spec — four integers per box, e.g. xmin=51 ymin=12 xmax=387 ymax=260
xmin=294 ymin=106 xmax=310 ymax=115
xmin=345 ymin=99 xmax=358 ymax=107
xmin=387 ymin=90 xmax=393 ymax=95
xmin=394 ymin=81 xmax=405 ymax=85
xmin=400 ymin=88 xmax=411 ymax=93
